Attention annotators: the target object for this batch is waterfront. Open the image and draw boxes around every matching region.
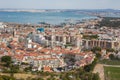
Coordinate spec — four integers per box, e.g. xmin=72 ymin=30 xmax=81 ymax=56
xmin=0 ymin=11 xmax=97 ymax=25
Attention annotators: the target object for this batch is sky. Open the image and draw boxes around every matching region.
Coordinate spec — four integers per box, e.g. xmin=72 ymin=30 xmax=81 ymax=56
xmin=0 ymin=0 xmax=120 ymax=9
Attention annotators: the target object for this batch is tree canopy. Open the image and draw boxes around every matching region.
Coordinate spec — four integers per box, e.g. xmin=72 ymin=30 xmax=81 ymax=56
xmin=1 ymin=56 xmax=12 ymax=67
xmin=97 ymin=17 xmax=120 ymax=28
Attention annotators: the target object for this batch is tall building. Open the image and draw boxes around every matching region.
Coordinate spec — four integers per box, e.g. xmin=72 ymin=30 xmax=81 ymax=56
xmin=83 ymin=39 xmax=120 ymax=50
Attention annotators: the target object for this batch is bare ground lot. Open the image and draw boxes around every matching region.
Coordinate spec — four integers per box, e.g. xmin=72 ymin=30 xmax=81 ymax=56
xmin=93 ymin=64 xmax=104 ymax=80
xmin=0 ymin=73 xmax=37 ymax=79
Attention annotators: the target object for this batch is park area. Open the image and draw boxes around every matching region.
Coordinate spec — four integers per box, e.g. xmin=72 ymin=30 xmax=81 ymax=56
xmin=104 ymin=66 xmax=120 ymax=80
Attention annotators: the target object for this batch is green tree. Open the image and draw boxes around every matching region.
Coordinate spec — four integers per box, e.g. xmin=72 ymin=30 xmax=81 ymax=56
xmin=0 ymin=75 xmax=15 ymax=80
xmin=10 ymin=64 xmax=19 ymax=77
xmin=96 ymin=53 xmax=101 ymax=59
xmin=109 ymin=54 xmax=115 ymax=60
xmin=84 ymin=58 xmax=97 ymax=72
xmin=1 ymin=56 xmax=12 ymax=67
xmin=91 ymin=47 xmax=101 ymax=53
xmin=37 ymin=78 xmax=44 ymax=80
xmin=106 ymin=48 xmax=115 ymax=52
xmin=92 ymin=73 xmax=100 ymax=80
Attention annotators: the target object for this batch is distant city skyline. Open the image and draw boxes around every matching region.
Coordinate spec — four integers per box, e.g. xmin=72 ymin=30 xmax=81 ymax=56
xmin=0 ymin=0 xmax=120 ymax=9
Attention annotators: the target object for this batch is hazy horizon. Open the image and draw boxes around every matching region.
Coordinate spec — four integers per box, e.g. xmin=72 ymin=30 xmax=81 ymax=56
xmin=0 ymin=0 xmax=120 ymax=9
xmin=0 ymin=8 xmax=119 ymax=10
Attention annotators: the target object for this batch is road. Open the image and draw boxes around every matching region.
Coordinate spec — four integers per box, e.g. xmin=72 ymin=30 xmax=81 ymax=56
xmin=104 ymin=64 xmax=120 ymax=67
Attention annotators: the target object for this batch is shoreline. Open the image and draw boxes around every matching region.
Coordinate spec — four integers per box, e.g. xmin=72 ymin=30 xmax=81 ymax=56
xmin=1 ymin=17 xmax=99 ymax=26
